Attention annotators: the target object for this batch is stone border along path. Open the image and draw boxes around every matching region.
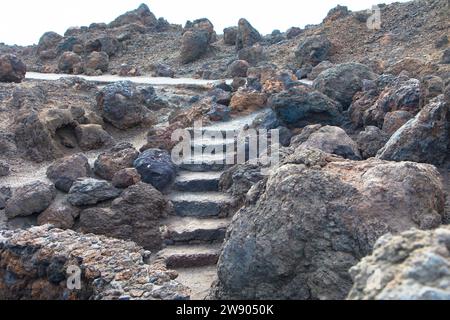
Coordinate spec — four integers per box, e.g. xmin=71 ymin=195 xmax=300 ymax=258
xmin=156 ymin=111 xmax=264 ymax=299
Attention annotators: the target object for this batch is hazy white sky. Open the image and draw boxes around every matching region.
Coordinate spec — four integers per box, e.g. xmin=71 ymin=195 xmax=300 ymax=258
xmin=1 ymin=0 xmax=407 ymax=46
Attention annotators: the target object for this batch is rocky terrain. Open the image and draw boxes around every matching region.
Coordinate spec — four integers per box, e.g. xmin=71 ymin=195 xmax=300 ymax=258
xmin=0 ymin=0 xmax=449 ymax=300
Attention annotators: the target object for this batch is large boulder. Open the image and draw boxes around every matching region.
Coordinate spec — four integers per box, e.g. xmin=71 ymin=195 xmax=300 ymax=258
xmin=356 ymin=126 xmax=389 ymax=159
xmin=269 ymin=86 xmax=343 ymax=128
xmin=85 ymin=52 xmax=109 ymax=73
xmin=300 ymin=126 xmax=361 ymax=160
xmin=37 ymin=31 xmax=63 ymax=53
xmin=228 ymin=60 xmax=250 ymax=78
xmin=96 ymin=81 xmax=156 ymax=129
xmin=223 ymin=27 xmax=238 ymax=46
xmin=37 ymin=200 xmax=80 ymax=230
xmin=184 ymin=18 xmax=216 ymax=44
xmin=85 ymin=36 xmax=120 ymax=57
xmin=94 ymin=143 xmax=140 ymax=180
xmin=377 ymin=95 xmax=449 ymax=165
xmin=58 ymin=52 xmax=83 ymax=74
xmin=211 ymin=148 xmax=446 ymax=300
xmin=74 ymin=124 xmax=114 ymax=151
xmin=46 ymin=153 xmax=91 ymax=192
xmin=79 ymin=182 xmax=169 ymax=250
xmin=68 ymin=178 xmax=121 ymax=206
xmin=230 ymin=90 xmax=268 ymax=114
xmin=180 ymin=30 xmax=210 ymax=64
xmin=0 ymin=54 xmax=26 ymax=83
xmin=236 ymin=19 xmax=262 ymax=51
xmin=313 ymin=63 xmax=377 ymax=109
xmin=109 ymin=3 xmax=158 ymax=28
xmin=348 ymin=226 xmax=450 ymax=300
xmin=5 ymin=182 xmax=56 ymax=219
xmin=133 ymin=149 xmax=177 ymax=191
xmin=238 ymin=44 xmax=264 ymax=66
xmin=294 ymin=36 xmax=332 ymax=67
xmin=286 ymin=27 xmax=302 ymax=39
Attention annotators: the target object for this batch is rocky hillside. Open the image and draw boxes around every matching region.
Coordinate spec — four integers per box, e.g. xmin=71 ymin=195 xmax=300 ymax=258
xmin=0 ymin=0 xmax=449 ymax=301
xmin=1 ymin=1 xmax=449 ymax=79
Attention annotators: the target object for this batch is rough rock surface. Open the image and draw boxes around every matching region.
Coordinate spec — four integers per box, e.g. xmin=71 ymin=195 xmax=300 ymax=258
xmin=300 ymin=126 xmax=361 ymax=160
xmin=74 ymin=124 xmax=114 ymax=151
xmin=228 ymin=60 xmax=250 ymax=78
xmin=96 ymin=81 xmax=156 ymax=129
xmin=79 ymin=182 xmax=169 ymax=250
xmin=377 ymin=95 xmax=449 ymax=165
xmin=134 ymin=149 xmax=177 ymax=191
xmin=236 ymin=19 xmax=261 ymax=51
xmin=94 ymin=143 xmax=140 ymax=180
xmin=112 ymin=168 xmax=141 ymax=189
xmin=230 ymin=90 xmax=267 ymax=114
xmin=223 ymin=27 xmax=238 ymax=46
xmin=313 ymin=63 xmax=377 ymax=109
xmin=211 ymin=148 xmax=446 ymax=300
xmin=356 ymin=126 xmax=390 ymax=159
xmin=0 ymin=225 xmax=189 ymax=300
xmin=68 ymin=178 xmax=121 ymax=206
xmin=46 ymin=154 xmax=92 ymax=192
xmin=37 ymin=200 xmax=80 ymax=230
xmin=382 ymin=111 xmax=414 ymax=135
xmin=58 ymin=52 xmax=83 ymax=74
xmin=269 ymin=86 xmax=343 ymax=128
xmin=180 ymin=30 xmax=210 ymax=64
xmin=0 ymin=54 xmax=26 ymax=83
xmin=5 ymin=182 xmax=56 ymax=219
xmin=348 ymin=226 xmax=450 ymax=300
xmin=295 ymin=36 xmax=332 ymax=67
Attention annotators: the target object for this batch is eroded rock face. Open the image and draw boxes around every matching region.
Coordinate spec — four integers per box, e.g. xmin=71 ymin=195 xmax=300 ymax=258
xmin=0 ymin=54 xmax=26 ymax=83
xmin=377 ymin=95 xmax=449 ymax=165
xmin=211 ymin=148 xmax=445 ymax=300
xmin=348 ymin=227 xmax=450 ymax=300
xmin=5 ymin=181 xmax=56 ymax=219
xmin=236 ymin=19 xmax=262 ymax=51
xmin=269 ymin=86 xmax=343 ymax=128
xmin=96 ymin=81 xmax=156 ymax=129
xmin=46 ymin=153 xmax=91 ymax=192
xmin=313 ymin=63 xmax=377 ymax=109
xmin=79 ymin=182 xmax=169 ymax=250
xmin=0 ymin=225 xmax=189 ymax=300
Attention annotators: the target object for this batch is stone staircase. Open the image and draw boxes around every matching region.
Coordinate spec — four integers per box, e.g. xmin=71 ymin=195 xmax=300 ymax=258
xmin=156 ymin=113 xmax=262 ymax=297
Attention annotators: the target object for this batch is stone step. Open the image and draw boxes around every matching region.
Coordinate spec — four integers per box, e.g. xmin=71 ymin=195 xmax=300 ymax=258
xmin=190 ymin=138 xmax=236 ymax=152
xmin=162 ymin=217 xmax=231 ymax=244
xmin=174 ymin=171 xmax=223 ymax=192
xmin=157 ymin=244 xmax=222 ymax=268
xmin=169 ymin=192 xmax=234 ymax=217
xmin=179 ymin=154 xmax=234 ymax=172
